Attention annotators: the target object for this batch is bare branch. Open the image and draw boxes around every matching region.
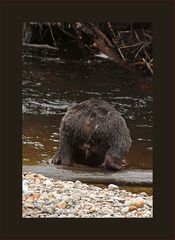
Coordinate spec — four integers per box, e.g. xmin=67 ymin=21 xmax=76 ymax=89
xmin=47 ymin=23 xmax=57 ymax=47
xmin=142 ymin=58 xmax=153 ymax=75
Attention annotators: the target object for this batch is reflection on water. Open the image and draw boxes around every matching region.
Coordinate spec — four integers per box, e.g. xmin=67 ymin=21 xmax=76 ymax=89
xmin=22 ymin=51 xmax=153 ymax=169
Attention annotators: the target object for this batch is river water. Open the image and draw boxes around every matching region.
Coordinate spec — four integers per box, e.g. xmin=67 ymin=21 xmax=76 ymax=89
xmin=22 ymin=48 xmax=153 ymax=171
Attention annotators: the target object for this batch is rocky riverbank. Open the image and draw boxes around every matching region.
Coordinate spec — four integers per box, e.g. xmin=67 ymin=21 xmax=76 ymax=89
xmin=22 ymin=172 xmax=153 ymax=218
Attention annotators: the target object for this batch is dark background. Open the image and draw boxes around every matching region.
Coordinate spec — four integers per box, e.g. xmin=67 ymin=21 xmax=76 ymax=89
xmin=1 ymin=1 xmax=174 ymax=239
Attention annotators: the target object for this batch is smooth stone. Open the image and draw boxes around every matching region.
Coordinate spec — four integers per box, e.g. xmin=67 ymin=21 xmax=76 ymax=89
xmin=56 ymin=201 xmax=67 ymax=209
xmin=113 ymin=202 xmax=122 ymax=207
xmin=129 ymin=205 xmax=138 ymax=211
xmin=55 ymin=209 xmax=64 ymax=215
xmin=121 ymin=207 xmax=129 ymax=213
xmin=113 ymin=214 xmax=123 ymax=218
xmin=131 ymin=197 xmax=145 ymax=208
xmin=126 ymin=212 xmax=136 ymax=217
xmin=74 ymin=180 xmax=82 ymax=185
xmin=132 ymin=201 xmax=144 ymax=208
xmin=102 ymin=214 xmax=112 ymax=218
xmin=37 ymin=173 xmax=46 ymax=179
xmin=143 ymin=211 xmax=152 ymax=217
xmin=43 ymin=179 xmax=54 ymax=187
xmin=108 ymin=184 xmax=119 ymax=191
xmin=41 ymin=207 xmax=55 ymax=214
xmin=139 ymin=192 xmax=148 ymax=198
xmin=124 ymin=200 xmax=132 ymax=206
xmin=46 ymin=214 xmax=58 ymax=218
xmin=25 ymin=204 xmax=35 ymax=208
xmin=88 ymin=207 xmax=97 ymax=213
xmin=83 ymin=214 xmax=93 ymax=218
xmin=34 ymin=202 xmax=42 ymax=209
xmin=121 ymin=190 xmax=127 ymax=194
xmin=67 ymin=214 xmax=76 ymax=218
xmin=22 ymin=180 xmax=29 ymax=193
xmin=146 ymin=200 xmax=153 ymax=207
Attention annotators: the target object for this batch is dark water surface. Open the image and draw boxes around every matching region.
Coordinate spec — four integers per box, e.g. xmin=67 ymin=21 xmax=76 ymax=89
xmin=22 ymin=51 xmax=153 ymax=170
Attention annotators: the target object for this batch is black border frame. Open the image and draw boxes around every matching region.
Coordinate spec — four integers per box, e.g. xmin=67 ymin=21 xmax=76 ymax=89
xmin=1 ymin=1 xmax=174 ymax=239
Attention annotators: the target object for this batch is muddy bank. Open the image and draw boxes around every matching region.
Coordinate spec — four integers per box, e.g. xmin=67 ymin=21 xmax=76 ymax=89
xmin=23 ymin=164 xmax=152 ymax=186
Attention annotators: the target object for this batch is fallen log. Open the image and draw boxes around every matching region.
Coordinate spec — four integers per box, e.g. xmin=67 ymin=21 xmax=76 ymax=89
xmin=23 ymin=164 xmax=153 ymax=187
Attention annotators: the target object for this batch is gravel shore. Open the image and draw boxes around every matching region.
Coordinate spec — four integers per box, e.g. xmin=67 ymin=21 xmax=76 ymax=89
xmin=22 ymin=172 xmax=153 ymax=218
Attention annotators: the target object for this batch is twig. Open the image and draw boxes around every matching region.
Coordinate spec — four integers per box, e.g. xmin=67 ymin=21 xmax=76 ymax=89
xmin=143 ymin=32 xmax=153 ymax=40
xmin=89 ymin=23 xmax=114 ymax=47
xmin=120 ymin=42 xmax=145 ymax=49
xmin=134 ymin=31 xmax=141 ymax=42
xmin=117 ymin=31 xmax=125 ymax=46
xmin=22 ymin=43 xmax=58 ymax=50
xmin=120 ymin=31 xmax=131 ymax=34
xmin=57 ymin=23 xmax=78 ymax=40
xmin=143 ymin=47 xmax=150 ymax=61
xmin=135 ymin=44 xmax=145 ymax=58
xmin=130 ymin=23 xmax=133 ymax=37
xmin=118 ymin=47 xmax=126 ymax=61
xmin=47 ymin=23 xmax=57 ymax=47
xmin=38 ymin=23 xmax=44 ymax=39
xmin=107 ymin=22 xmax=126 ymax=61
xmin=142 ymin=58 xmax=153 ymax=75
xmin=22 ymin=22 xmax=27 ymax=43
xmin=107 ymin=22 xmax=118 ymax=45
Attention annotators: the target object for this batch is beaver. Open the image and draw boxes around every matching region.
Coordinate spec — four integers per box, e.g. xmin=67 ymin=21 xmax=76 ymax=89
xmin=52 ymin=99 xmax=131 ymax=170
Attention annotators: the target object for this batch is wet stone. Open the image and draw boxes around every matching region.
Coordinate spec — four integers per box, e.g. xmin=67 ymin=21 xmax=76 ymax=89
xmin=108 ymin=184 xmax=119 ymax=191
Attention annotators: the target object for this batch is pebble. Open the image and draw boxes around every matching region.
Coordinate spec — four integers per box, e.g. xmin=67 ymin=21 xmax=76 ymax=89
xmin=139 ymin=192 xmax=148 ymax=198
xmin=147 ymin=200 xmax=153 ymax=207
xmin=56 ymin=201 xmax=67 ymax=209
xmin=22 ymin=180 xmax=29 ymax=193
xmin=124 ymin=200 xmax=132 ymax=206
xmin=43 ymin=179 xmax=54 ymax=187
xmin=129 ymin=205 xmax=138 ymax=211
xmin=41 ymin=207 xmax=55 ymax=214
xmin=46 ymin=214 xmax=58 ymax=218
xmin=108 ymin=184 xmax=119 ymax=191
xmin=22 ymin=172 xmax=153 ymax=218
xmin=131 ymin=197 xmax=144 ymax=208
xmin=121 ymin=207 xmax=129 ymax=213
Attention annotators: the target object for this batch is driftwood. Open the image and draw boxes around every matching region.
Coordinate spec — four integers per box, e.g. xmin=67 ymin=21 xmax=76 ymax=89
xmin=23 ymin=164 xmax=153 ymax=186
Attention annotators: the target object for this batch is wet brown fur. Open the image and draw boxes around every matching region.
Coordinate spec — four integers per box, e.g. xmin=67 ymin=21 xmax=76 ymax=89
xmin=52 ymin=99 xmax=131 ymax=170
